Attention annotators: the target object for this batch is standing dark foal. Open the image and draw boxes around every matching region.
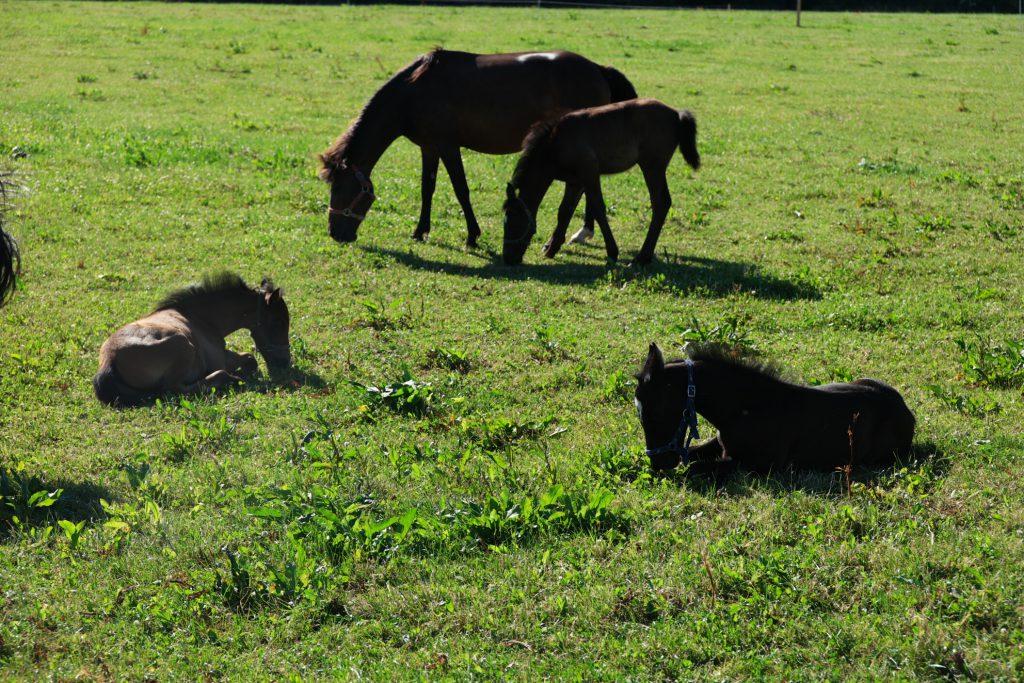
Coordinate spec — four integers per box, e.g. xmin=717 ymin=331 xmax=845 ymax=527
xmin=502 ymin=98 xmax=700 ymax=266
xmin=319 ymin=49 xmax=637 ymax=247
xmin=634 ymin=343 xmax=916 ymax=475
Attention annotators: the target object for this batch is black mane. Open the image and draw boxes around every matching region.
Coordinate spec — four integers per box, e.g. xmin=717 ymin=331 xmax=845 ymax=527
xmin=509 ymin=119 xmax=559 ymax=191
xmin=677 ymin=342 xmax=786 ymax=382
xmin=155 ymin=272 xmax=253 ymax=313
xmin=318 ymin=52 xmax=435 ymax=182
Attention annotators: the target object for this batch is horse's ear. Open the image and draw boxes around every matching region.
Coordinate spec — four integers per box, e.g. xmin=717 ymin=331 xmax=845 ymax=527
xmin=641 ymin=343 xmax=665 ymax=382
xmin=264 ymin=287 xmax=282 ymax=305
xmin=506 ymin=183 xmax=516 ymax=202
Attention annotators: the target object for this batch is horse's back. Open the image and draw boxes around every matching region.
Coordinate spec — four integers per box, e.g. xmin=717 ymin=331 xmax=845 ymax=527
xmin=408 ymin=49 xmax=616 ymax=154
xmin=99 ymin=311 xmax=200 ymax=393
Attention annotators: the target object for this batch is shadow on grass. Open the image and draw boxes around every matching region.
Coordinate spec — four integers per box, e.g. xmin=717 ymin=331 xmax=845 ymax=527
xmin=253 ymin=365 xmax=328 ymax=394
xmin=361 ymin=245 xmax=821 ymax=301
xmin=1 ymin=470 xmax=111 ymax=541
xmin=664 ymin=439 xmax=950 ymax=497
xmin=104 ymin=365 xmax=328 ymax=410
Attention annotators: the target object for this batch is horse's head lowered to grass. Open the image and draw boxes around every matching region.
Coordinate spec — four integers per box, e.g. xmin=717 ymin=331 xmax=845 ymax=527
xmin=251 ymin=277 xmax=291 ymax=369
xmin=319 ymin=157 xmax=376 ymax=244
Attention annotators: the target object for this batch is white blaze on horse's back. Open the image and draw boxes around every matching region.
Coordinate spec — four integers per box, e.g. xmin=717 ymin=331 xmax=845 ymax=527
xmin=517 ymin=52 xmax=560 ymax=63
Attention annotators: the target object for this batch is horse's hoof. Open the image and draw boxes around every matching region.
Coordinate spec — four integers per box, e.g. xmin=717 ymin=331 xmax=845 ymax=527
xmin=569 ymin=227 xmax=594 ymax=245
xmin=632 ymin=254 xmax=653 ymax=266
xmin=466 ymin=238 xmax=479 ymax=249
xmin=412 ymin=232 xmax=427 ymax=242
xmin=542 ymin=241 xmax=562 ymax=259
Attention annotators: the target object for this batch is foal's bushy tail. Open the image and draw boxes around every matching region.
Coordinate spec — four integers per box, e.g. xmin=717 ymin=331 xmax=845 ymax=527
xmin=599 ymin=65 xmax=638 ymax=103
xmin=677 ymin=110 xmax=701 ymax=170
xmin=0 ymin=172 xmax=19 ymax=308
xmin=0 ymin=227 xmax=17 ymax=309
xmin=93 ymin=364 xmax=151 ymax=408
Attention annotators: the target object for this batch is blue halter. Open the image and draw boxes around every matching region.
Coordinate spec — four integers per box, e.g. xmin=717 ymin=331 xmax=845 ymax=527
xmin=645 ymin=360 xmax=700 ymax=465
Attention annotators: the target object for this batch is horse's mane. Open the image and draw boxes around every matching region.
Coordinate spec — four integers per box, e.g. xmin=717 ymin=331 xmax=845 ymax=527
xmin=509 ymin=119 xmax=558 ymax=191
xmin=678 ymin=342 xmax=786 ymax=382
xmin=318 ymin=49 xmax=442 ymax=182
xmin=155 ymin=272 xmax=258 ymax=313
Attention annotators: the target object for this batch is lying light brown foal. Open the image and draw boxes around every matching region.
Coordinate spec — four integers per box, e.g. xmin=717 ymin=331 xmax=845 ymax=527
xmin=93 ymin=273 xmax=290 ymax=407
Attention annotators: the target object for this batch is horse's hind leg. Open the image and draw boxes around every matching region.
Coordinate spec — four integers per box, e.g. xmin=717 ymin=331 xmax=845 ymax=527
xmin=635 ymin=163 xmax=672 ymax=265
xmin=440 ymin=149 xmax=482 ymax=248
xmin=583 ymin=178 xmax=619 ymax=262
xmin=543 ymin=183 xmax=584 ymax=259
xmin=569 ymin=194 xmax=596 ymax=245
xmin=413 ymin=147 xmax=439 ymax=241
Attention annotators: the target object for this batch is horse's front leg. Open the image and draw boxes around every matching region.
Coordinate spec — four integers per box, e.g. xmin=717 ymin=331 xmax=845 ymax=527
xmin=440 ymin=149 xmax=481 ymax=248
xmin=543 ymin=183 xmax=584 ymax=259
xmin=634 ymin=163 xmax=672 ymax=265
xmin=569 ymin=194 xmax=596 ymax=245
xmin=583 ymin=178 xmax=618 ymax=262
xmin=413 ymin=147 xmax=439 ymax=241
xmin=201 ymin=369 xmax=246 ymax=391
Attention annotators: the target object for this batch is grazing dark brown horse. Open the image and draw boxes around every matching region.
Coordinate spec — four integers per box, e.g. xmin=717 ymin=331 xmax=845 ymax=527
xmin=0 ymin=173 xmax=20 ymax=308
xmin=502 ymin=98 xmax=700 ymax=266
xmin=318 ymin=49 xmax=637 ymax=247
xmin=93 ymin=273 xmax=290 ymax=407
xmin=634 ymin=343 xmax=916 ymax=474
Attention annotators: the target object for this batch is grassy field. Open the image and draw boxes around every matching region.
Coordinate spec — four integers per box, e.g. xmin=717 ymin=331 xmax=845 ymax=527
xmin=2 ymin=2 xmax=1023 ymax=679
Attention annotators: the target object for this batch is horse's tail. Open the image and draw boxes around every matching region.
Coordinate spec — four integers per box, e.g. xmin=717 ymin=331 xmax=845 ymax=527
xmin=599 ymin=64 xmax=638 ymax=103
xmin=677 ymin=110 xmax=701 ymax=170
xmin=93 ymin=363 xmax=150 ymax=408
xmin=0 ymin=226 xmax=17 ymax=308
xmin=0 ymin=171 xmax=19 ymax=308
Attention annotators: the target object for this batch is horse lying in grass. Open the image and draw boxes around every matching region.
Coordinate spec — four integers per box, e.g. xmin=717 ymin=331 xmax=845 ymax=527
xmin=94 ymin=273 xmax=290 ymax=407
xmin=634 ymin=343 xmax=916 ymax=474
xmin=502 ymin=98 xmax=700 ymax=266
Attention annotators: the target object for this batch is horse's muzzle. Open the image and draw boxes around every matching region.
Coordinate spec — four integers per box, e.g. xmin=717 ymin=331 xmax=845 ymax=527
xmin=329 ymin=218 xmax=358 ymax=243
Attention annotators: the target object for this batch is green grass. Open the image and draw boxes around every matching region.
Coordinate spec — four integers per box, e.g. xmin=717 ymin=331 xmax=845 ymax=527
xmin=2 ymin=2 xmax=1023 ymax=679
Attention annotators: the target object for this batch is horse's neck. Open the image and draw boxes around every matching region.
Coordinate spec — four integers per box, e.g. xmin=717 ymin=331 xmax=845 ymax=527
xmin=188 ymin=292 xmax=256 ymax=339
xmin=344 ymin=86 xmax=408 ymax=170
xmin=519 ymin=172 xmax=554 ymax=216
xmin=694 ymin=361 xmax=787 ymax=424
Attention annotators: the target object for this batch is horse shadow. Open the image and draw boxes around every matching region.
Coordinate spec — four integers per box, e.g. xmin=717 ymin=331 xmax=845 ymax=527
xmin=671 ymin=439 xmax=950 ymax=497
xmin=104 ymin=365 xmax=329 ymax=409
xmin=0 ymin=471 xmax=111 ymax=541
xmin=251 ymin=365 xmax=329 ymax=394
xmin=360 ymin=244 xmax=821 ymax=300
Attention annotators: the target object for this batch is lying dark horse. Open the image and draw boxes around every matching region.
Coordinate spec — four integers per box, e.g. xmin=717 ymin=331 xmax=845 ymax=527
xmin=634 ymin=343 xmax=915 ymax=474
xmin=319 ymin=49 xmax=637 ymax=247
xmin=94 ymin=273 xmax=291 ymax=407
xmin=0 ymin=173 xmax=20 ymax=308
xmin=502 ymin=99 xmax=700 ymax=265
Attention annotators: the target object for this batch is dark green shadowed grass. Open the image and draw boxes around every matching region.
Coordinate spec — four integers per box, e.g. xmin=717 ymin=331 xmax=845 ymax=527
xmin=1 ymin=3 xmax=1023 ymax=679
